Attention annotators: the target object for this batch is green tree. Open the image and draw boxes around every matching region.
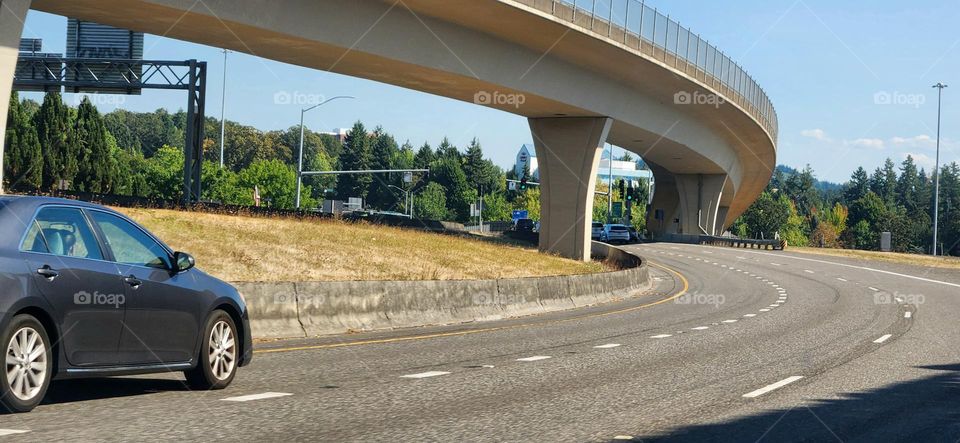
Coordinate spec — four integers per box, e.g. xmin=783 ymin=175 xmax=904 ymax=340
xmin=413 ymin=142 xmax=434 ymax=169
xmin=141 ymin=145 xmax=185 ymax=200
xmin=237 ymin=159 xmax=315 ymax=209
xmin=415 ymin=182 xmax=447 ymax=220
xmin=741 ymin=191 xmax=790 ymax=239
xmin=34 ymin=92 xmax=76 ymax=190
xmin=366 ymin=128 xmax=400 ymax=209
xmin=514 ymin=187 xmax=541 ymax=221
xmin=3 ymin=92 xmax=43 ymax=190
xmin=73 ymin=97 xmax=113 ymax=193
xmin=844 ymin=167 xmax=870 ymax=204
xmin=430 ymin=156 xmax=473 ymax=221
xmin=335 ymin=121 xmax=373 ymax=201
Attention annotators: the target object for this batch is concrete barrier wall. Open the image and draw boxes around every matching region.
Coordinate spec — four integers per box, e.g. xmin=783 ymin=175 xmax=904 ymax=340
xmin=236 ymin=242 xmax=650 ymax=339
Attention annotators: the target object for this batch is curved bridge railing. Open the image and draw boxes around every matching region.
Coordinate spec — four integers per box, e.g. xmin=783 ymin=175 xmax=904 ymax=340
xmin=513 ymin=0 xmax=778 ymax=143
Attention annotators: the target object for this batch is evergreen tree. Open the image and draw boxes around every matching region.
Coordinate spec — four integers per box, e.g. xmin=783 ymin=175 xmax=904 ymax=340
xmin=844 ymin=167 xmax=870 ymax=204
xmin=897 ymin=155 xmax=921 ymax=213
xmin=335 ymin=121 xmax=373 ymax=201
xmin=34 ymin=93 xmax=76 ymax=190
xmin=367 ymin=128 xmax=400 ymax=209
xmin=73 ymin=97 xmax=113 ymax=193
xmin=3 ymin=92 xmax=43 ymax=190
xmin=413 ymin=142 xmax=434 ymax=169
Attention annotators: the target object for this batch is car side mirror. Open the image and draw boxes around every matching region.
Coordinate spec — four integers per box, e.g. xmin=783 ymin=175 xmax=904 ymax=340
xmin=173 ymin=251 xmax=196 ymax=273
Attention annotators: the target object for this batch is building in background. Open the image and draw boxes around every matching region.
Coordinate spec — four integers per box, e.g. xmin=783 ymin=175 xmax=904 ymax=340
xmin=319 ymin=128 xmax=350 ymax=143
xmin=511 ymin=144 xmax=652 ymax=187
xmin=513 ymin=144 xmax=538 ymax=179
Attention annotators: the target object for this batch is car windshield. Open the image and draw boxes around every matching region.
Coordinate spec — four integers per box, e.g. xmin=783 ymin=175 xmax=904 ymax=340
xmin=611 ymin=226 xmax=628 ymax=231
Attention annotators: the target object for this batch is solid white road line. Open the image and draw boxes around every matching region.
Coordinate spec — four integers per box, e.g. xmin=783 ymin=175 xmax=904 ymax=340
xmin=836 ymin=277 xmax=848 ymax=282
xmin=517 ymin=356 xmax=552 ymax=362
xmin=0 ymin=430 xmax=30 ymax=436
xmin=742 ymin=376 xmax=804 ymax=398
xmin=650 ymin=334 xmax=673 ymax=339
xmin=223 ymin=392 xmax=294 ymax=402
xmin=874 ymin=334 xmax=892 ymax=344
xmin=594 ymin=343 xmax=622 ymax=349
xmin=691 ymin=326 xmax=710 ymax=330
xmin=905 ymin=312 xmax=912 ymax=318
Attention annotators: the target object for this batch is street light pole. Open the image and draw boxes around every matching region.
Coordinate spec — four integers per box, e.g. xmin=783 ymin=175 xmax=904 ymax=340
xmin=932 ymin=82 xmax=947 ymax=256
xmin=607 ymin=144 xmax=614 ymax=222
xmin=295 ymin=95 xmax=356 ymax=209
xmin=219 ymin=49 xmax=228 ymax=168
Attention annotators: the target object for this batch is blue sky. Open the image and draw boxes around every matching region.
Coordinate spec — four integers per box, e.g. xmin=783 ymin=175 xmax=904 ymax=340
xmin=18 ymin=0 xmax=959 ymax=183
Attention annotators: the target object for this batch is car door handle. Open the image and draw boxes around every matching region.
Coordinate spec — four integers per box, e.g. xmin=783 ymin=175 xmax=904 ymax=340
xmin=124 ymin=276 xmax=142 ymax=289
xmin=36 ymin=266 xmax=60 ymax=281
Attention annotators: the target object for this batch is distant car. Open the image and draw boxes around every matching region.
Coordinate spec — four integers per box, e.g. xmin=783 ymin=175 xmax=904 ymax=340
xmin=591 ymin=222 xmax=604 ymax=240
xmin=515 ymin=218 xmax=535 ymax=233
xmin=627 ymin=227 xmax=641 ymax=243
xmin=601 ymin=224 xmax=631 ymax=244
xmin=0 ymin=196 xmax=252 ymax=413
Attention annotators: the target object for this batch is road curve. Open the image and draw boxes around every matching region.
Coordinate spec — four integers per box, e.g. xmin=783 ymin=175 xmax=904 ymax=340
xmin=2 ymin=244 xmax=959 ymax=441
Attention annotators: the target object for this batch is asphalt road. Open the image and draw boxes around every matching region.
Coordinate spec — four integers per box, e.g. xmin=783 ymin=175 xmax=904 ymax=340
xmin=3 ymin=243 xmax=960 ymax=442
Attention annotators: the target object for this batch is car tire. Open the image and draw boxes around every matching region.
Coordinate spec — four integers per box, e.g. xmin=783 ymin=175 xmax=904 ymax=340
xmin=1 ymin=314 xmax=53 ymax=413
xmin=185 ymin=310 xmax=239 ymax=390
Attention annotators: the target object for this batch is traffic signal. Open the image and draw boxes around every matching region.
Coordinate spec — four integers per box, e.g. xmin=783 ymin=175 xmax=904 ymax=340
xmin=519 ymin=177 xmax=528 ymax=191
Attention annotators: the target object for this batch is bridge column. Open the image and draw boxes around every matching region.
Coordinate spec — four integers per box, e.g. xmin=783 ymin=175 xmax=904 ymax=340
xmin=0 ymin=0 xmax=30 ymax=194
xmin=647 ymin=176 xmax=680 ymax=238
xmin=675 ymin=174 xmax=727 ymax=236
xmin=714 ymin=206 xmax=730 ymax=235
xmin=529 ymin=117 xmax=612 ymax=261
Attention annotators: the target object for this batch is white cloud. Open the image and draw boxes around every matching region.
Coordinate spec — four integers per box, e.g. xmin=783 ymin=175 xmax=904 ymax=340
xmin=845 ymin=138 xmax=885 ymax=150
xmin=800 ymin=129 xmax=831 ymax=141
xmin=891 ymin=135 xmax=935 ymax=149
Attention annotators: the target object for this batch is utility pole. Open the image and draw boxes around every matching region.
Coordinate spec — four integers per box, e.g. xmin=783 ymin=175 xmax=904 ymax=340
xmin=607 ymin=144 xmax=614 ymax=222
xmin=295 ymin=95 xmax=356 ymax=209
xmin=931 ymin=82 xmax=947 ymax=255
xmin=219 ymin=49 xmax=228 ymax=168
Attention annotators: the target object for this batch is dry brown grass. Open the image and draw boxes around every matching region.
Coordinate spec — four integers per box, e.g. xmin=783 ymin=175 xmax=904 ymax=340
xmin=789 ymin=246 xmax=960 ymax=269
xmin=116 ymin=207 xmax=606 ymax=282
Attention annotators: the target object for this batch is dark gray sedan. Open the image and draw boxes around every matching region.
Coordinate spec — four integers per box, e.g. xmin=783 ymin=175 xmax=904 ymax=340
xmin=0 ymin=196 xmax=252 ymax=413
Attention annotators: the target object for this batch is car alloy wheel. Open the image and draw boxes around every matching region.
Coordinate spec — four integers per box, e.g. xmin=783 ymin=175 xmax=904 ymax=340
xmin=208 ymin=320 xmax=236 ymax=381
xmin=5 ymin=326 xmax=47 ymax=402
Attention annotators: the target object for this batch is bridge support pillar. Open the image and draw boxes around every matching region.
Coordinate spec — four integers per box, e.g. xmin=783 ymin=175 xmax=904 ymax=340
xmin=529 ymin=117 xmax=612 ymax=261
xmin=647 ymin=176 xmax=680 ymax=238
xmin=715 ymin=206 xmax=730 ymax=235
xmin=0 ymin=0 xmax=30 ymax=194
xmin=675 ymin=174 xmax=727 ymax=236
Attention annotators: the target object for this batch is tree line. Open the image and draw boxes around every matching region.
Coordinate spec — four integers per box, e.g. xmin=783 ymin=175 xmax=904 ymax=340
xmin=731 ymin=160 xmax=960 ymax=256
xmin=3 ymin=92 xmax=549 ymax=223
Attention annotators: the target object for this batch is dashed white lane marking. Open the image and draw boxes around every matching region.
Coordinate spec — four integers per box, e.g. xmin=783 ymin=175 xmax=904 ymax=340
xmin=0 ymin=430 xmax=30 ymax=436
xmin=759 ymin=308 xmax=770 ymax=312
xmin=804 ymin=270 xmax=815 ymax=274
xmin=691 ymin=326 xmax=710 ymax=330
xmin=722 ymin=319 xmax=738 ymax=323
xmin=905 ymin=312 xmax=912 ymax=318
xmin=742 ymin=376 xmax=804 ymax=398
xmin=594 ymin=343 xmax=622 ymax=349
xmin=868 ymin=287 xmax=880 ymax=292
xmin=223 ymin=392 xmax=294 ymax=402
xmin=517 ymin=356 xmax=552 ymax=362
xmin=836 ymin=277 xmax=848 ymax=282
xmin=650 ymin=334 xmax=673 ymax=339
xmin=743 ymin=314 xmax=757 ymax=317
xmin=770 ymin=263 xmax=782 ymax=266
xmin=874 ymin=334 xmax=892 ymax=344
xmin=613 ymin=436 xmax=634 ymax=440
xmin=400 ymin=371 xmax=452 ymax=379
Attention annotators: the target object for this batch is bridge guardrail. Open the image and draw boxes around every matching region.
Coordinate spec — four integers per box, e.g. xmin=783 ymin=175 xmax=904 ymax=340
xmin=515 ymin=0 xmax=778 ymax=142
xmin=699 ymin=235 xmax=786 ymax=250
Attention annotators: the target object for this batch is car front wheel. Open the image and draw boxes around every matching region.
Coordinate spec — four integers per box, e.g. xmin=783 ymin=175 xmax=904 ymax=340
xmin=1 ymin=314 xmax=52 ymax=413
xmin=185 ymin=310 xmax=239 ymax=390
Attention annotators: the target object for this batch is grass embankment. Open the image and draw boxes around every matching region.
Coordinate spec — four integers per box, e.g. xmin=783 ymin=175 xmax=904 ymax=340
xmin=789 ymin=246 xmax=960 ymax=269
xmin=117 ymin=208 xmax=607 ymax=282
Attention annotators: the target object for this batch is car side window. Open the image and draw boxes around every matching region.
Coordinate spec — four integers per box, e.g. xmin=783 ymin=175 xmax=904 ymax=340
xmin=90 ymin=211 xmax=171 ymax=270
xmin=26 ymin=207 xmax=104 ymax=260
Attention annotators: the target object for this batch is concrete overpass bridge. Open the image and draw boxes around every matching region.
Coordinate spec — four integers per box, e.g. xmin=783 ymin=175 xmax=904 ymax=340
xmin=0 ymin=0 xmax=777 ymax=261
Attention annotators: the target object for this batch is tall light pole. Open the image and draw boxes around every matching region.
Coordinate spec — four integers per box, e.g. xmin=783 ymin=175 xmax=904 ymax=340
xmin=296 ymin=95 xmax=356 ymax=209
xmin=219 ymin=49 xmax=229 ymax=168
xmin=607 ymin=144 xmax=614 ymax=222
xmin=932 ymin=82 xmax=947 ymax=256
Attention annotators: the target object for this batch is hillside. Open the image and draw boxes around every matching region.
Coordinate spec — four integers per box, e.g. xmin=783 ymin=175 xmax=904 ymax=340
xmin=117 ymin=208 xmax=606 ymax=282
